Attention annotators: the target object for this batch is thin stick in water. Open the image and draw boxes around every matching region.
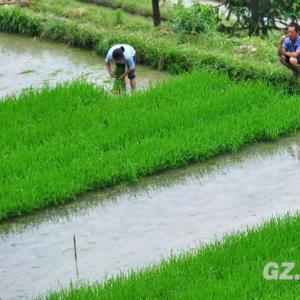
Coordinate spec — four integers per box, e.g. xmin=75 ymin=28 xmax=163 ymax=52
xmin=73 ymin=234 xmax=79 ymax=279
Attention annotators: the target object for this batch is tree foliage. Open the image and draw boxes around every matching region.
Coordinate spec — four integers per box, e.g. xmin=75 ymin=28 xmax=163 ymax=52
xmin=170 ymin=3 xmax=218 ymax=34
xmin=224 ymin=0 xmax=300 ymax=35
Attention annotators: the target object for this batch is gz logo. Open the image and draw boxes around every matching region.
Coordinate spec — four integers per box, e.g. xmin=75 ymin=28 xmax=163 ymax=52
xmin=263 ymin=262 xmax=300 ymax=280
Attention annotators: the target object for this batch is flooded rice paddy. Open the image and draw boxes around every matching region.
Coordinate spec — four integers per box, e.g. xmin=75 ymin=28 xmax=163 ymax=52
xmin=0 ymin=33 xmax=168 ymax=99
xmin=1 ymin=133 xmax=300 ymax=299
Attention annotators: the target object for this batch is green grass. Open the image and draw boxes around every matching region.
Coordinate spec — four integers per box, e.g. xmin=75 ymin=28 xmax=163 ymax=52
xmin=43 ymin=214 xmax=300 ymax=299
xmin=1 ymin=70 xmax=300 ymax=220
xmin=29 ymin=0 xmax=155 ymax=32
xmin=78 ymin=0 xmax=171 ymax=18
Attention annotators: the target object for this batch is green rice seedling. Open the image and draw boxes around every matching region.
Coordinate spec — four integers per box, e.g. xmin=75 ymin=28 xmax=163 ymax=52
xmin=112 ymin=65 xmax=126 ymax=93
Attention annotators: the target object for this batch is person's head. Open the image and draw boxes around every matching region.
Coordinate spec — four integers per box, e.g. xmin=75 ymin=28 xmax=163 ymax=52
xmin=288 ymin=22 xmax=299 ymax=41
xmin=112 ymin=46 xmax=125 ymax=60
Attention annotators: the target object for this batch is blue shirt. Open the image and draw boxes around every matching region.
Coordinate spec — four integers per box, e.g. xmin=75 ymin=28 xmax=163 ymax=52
xmin=283 ymin=36 xmax=300 ymax=52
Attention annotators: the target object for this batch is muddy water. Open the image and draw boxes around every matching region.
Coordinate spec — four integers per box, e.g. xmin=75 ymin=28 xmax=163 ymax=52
xmin=1 ymin=134 xmax=300 ymax=299
xmin=0 ymin=33 xmax=168 ymax=99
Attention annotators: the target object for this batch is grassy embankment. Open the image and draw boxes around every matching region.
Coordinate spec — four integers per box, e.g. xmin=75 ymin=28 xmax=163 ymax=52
xmin=0 ymin=0 xmax=294 ymax=87
xmin=44 ymin=214 xmax=300 ymax=299
xmin=1 ymin=70 xmax=300 ymax=220
xmin=79 ymin=0 xmax=171 ymax=18
xmin=79 ymin=0 xmax=223 ymax=19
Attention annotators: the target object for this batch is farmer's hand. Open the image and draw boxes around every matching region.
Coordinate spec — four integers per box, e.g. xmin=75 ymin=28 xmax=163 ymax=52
xmin=110 ymin=71 xmax=116 ymax=78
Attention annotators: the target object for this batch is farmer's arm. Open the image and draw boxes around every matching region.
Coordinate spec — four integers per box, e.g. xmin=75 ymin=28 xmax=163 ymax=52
xmin=119 ymin=57 xmax=135 ymax=80
xmin=106 ymin=62 xmax=115 ymax=78
xmin=105 ymin=52 xmax=115 ymax=78
xmin=284 ymin=50 xmax=300 ymax=58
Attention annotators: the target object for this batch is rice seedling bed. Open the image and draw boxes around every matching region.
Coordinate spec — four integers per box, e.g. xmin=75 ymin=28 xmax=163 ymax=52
xmin=1 ymin=70 xmax=300 ymax=221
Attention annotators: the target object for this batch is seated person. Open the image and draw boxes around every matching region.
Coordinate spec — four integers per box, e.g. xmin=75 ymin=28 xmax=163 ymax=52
xmin=278 ymin=22 xmax=300 ymax=76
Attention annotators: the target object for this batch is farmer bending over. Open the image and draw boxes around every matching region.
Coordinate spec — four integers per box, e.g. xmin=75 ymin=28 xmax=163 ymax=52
xmin=105 ymin=44 xmax=137 ymax=90
xmin=278 ymin=22 xmax=300 ymax=76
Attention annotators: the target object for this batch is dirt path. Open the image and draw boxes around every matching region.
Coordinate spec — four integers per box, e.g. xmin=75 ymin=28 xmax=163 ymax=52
xmin=0 ymin=0 xmax=29 ymax=5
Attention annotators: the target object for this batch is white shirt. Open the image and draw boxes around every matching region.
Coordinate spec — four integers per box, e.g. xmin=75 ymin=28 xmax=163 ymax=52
xmin=105 ymin=44 xmax=136 ymax=70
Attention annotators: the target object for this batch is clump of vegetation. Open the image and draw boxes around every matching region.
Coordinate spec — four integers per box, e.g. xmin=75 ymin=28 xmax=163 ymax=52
xmin=114 ymin=8 xmax=123 ymax=26
xmin=112 ymin=65 xmax=126 ymax=93
xmin=0 ymin=6 xmax=42 ymax=35
xmin=170 ymin=3 xmax=218 ymax=34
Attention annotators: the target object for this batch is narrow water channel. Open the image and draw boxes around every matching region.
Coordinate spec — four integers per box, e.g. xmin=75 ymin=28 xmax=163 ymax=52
xmin=1 ymin=133 xmax=300 ymax=299
xmin=0 ymin=33 xmax=168 ymax=99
